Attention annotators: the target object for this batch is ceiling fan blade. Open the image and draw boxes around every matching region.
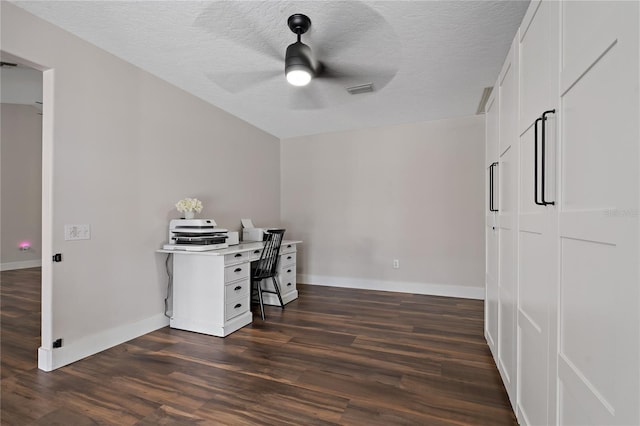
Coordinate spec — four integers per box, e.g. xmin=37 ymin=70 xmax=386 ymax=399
xmin=313 ymin=7 xmax=391 ymax=61
xmin=317 ymin=62 xmax=398 ymax=91
xmin=288 ymin=84 xmax=328 ymax=110
xmin=194 ymin=3 xmax=283 ymax=63
xmin=206 ymin=69 xmax=281 ymax=94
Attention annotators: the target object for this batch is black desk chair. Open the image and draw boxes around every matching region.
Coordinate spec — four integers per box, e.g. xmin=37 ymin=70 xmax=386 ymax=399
xmin=251 ymin=229 xmax=286 ymax=320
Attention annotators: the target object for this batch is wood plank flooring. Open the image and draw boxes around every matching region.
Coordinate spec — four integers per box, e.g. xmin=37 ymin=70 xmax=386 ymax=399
xmin=1 ymin=268 xmax=516 ymax=425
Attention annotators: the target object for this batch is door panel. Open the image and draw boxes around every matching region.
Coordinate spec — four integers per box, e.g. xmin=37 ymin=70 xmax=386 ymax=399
xmin=498 ymin=144 xmax=517 ymax=404
xmin=499 ymin=40 xmax=518 ymax=156
xmin=519 ymin=0 xmax=559 ymax=134
xmin=519 ymin=318 xmax=548 ymax=426
xmin=486 ymin=226 xmax=498 ymax=350
xmin=558 ymin=2 xmax=639 ymax=424
xmin=485 ymin=87 xmax=500 ymax=355
xmin=517 ymin=115 xmax=558 ymax=425
xmin=486 ymin=91 xmax=499 ymax=168
xmin=496 ymin=34 xmax=520 ymax=407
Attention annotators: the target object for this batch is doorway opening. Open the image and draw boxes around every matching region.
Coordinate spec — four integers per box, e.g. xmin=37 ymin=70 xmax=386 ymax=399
xmin=0 ymin=51 xmax=54 ymax=371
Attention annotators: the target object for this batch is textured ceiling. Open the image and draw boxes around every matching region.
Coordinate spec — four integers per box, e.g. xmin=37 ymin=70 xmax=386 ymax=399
xmin=12 ymin=1 xmax=529 ymax=139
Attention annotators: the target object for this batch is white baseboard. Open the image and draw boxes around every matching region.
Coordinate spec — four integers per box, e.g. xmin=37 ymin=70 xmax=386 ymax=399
xmin=297 ymin=274 xmax=485 ymax=300
xmin=1 ymin=259 xmax=42 ymax=271
xmin=38 ymin=314 xmax=169 ymax=371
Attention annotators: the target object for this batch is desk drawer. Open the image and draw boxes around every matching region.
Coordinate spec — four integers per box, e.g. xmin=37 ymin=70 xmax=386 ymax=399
xmin=225 ymin=296 xmax=249 ymax=321
xmin=280 ymin=276 xmax=297 ymax=295
xmin=249 ymin=248 xmax=263 ymax=261
xmin=280 ymin=243 xmax=296 ymax=255
xmin=225 ymin=252 xmax=249 ymax=265
xmin=225 ymin=263 xmax=249 ymax=283
xmin=278 ymin=266 xmax=296 ymax=285
xmin=280 ymin=252 xmax=296 ymax=268
xmin=259 ymin=275 xmax=295 ymax=295
xmin=225 ymin=278 xmax=250 ymax=301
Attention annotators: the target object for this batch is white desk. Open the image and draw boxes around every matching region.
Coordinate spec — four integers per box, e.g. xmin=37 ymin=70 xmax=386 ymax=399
xmin=158 ymin=240 xmax=301 ymax=337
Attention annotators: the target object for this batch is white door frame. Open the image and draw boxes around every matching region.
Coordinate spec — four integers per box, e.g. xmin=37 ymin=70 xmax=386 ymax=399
xmin=0 ymin=50 xmax=54 ymax=371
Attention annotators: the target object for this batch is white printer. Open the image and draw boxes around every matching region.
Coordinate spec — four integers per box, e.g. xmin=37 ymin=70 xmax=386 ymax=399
xmin=163 ymin=219 xmax=228 ymax=251
xmin=241 ymin=218 xmax=278 ymax=242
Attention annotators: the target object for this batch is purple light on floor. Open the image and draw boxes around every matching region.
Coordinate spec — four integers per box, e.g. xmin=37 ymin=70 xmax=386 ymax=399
xmin=19 ymin=241 xmax=31 ymax=249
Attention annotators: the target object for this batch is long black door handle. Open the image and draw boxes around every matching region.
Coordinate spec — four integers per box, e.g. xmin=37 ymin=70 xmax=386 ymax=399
xmin=534 ymin=117 xmax=544 ymax=205
xmin=489 ymin=162 xmax=499 ymax=212
xmin=489 ymin=162 xmax=495 ymax=212
xmin=541 ymin=110 xmax=555 ymax=205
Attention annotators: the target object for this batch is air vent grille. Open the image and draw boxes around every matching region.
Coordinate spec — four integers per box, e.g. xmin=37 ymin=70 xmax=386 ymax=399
xmin=346 ymin=83 xmax=374 ymax=95
xmin=476 ymin=87 xmax=493 ymax=114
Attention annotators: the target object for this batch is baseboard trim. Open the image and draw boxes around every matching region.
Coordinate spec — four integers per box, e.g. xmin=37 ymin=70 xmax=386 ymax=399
xmin=1 ymin=259 xmax=42 ymax=271
xmin=38 ymin=314 xmax=169 ymax=371
xmin=297 ymin=274 xmax=484 ymax=300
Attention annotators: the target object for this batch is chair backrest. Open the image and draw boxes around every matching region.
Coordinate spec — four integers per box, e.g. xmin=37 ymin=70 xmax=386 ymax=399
xmin=253 ymin=229 xmax=285 ymax=280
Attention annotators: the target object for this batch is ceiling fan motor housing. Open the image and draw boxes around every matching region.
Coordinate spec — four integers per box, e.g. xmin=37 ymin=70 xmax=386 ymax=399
xmin=285 ymin=41 xmax=316 ymax=76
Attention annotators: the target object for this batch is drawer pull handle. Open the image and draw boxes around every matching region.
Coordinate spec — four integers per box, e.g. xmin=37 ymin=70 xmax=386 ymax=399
xmin=287 ymin=269 xmax=292 ymax=273
xmin=287 ymin=245 xmax=292 ymax=248
xmin=287 ymin=256 xmax=292 ymax=260
xmin=234 ymin=303 xmax=242 ymax=309
xmin=287 ymin=283 xmax=292 ymax=287
xmin=234 ymin=285 xmax=242 ymax=291
xmin=254 ymin=250 xmax=260 ymax=254
xmin=234 ymin=268 xmax=242 ymax=272
xmin=234 ymin=253 xmax=242 ymax=258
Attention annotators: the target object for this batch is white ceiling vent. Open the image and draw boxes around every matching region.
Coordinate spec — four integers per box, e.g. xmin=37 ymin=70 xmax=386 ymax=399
xmin=346 ymin=83 xmax=374 ymax=95
xmin=476 ymin=87 xmax=493 ymax=114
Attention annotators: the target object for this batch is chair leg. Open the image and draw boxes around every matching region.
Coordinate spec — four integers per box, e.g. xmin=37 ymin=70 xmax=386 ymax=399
xmin=256 ymin=280 xmax=266 ymax=321
xmin=272 ymin=276 xmax=285 ymax=309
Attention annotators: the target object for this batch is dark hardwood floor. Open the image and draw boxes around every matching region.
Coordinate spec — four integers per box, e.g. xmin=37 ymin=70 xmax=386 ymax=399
xmin=1 ymin=268 xmax=516 ymax=425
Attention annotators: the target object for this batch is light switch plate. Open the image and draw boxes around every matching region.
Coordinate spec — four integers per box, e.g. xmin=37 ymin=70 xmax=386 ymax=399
xmin=64 ymin=224 xmax=91 ymax=241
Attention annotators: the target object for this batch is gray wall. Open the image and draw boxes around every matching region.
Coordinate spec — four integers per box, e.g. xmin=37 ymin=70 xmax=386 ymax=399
xmin=2 ymin=2 xmax=281 ymax=367
xmin=281 ymin=115 xmax=485 ymax=298
xmin=1 ymin=103 xmax=42 ymax=268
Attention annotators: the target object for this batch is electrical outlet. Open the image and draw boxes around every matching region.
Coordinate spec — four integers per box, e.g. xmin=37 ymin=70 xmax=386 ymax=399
xmin=393 ymin=259 xmax=400 ymax=269
xmin=64 ymin=224 xmax=91 ymax=241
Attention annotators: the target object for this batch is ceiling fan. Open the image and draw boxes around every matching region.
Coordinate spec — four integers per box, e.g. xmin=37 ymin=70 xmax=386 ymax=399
xmin=195 ymin=3 xmax=399 ymax=109
xmin=284 ymin=14 xmax=316 ymax=86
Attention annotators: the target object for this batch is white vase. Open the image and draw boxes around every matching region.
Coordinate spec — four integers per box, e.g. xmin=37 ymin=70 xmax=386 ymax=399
xmin=184 ymin=210 xmax=195 ymax=220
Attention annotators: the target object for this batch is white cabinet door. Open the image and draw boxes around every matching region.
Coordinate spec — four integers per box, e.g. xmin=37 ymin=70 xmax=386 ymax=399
xmin=557 ymin=2 xmax=639 ymax=425
xmin=498 ymin=145 xmax=517 ymax=408
xmin=519 ymin=0 xmax=560 ymax=134
xmin=517 ymin=118 xmax=559 ymax=426
xmin=497 ymin=34 xmax=519 ymax=408
xmin=485 ymin=88 xmax=500 ymax=356
xmin=499 ymin=37 xmax=519 ymax=157
xmin=486 ymin=86 xmax=500 ymax=168
xmin=517 ymin=1 xmax=560 ymax=425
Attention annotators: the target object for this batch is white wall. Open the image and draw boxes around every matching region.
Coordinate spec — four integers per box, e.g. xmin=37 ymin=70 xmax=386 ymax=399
xmin=1 ymin=3 xmax=281 ymax=370
xmin=1 ymin=103 xmax=42 ymax=269
xmin=281 ymin=115 xmax=485 ymax=299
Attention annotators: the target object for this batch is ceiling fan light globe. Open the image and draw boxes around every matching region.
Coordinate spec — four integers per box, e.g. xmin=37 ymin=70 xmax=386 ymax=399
xmin=286 ymin=68 xmax=312 ymax=86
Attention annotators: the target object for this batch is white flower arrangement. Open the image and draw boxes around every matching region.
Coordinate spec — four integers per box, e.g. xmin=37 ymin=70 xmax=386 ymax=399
xmin=175 ymin=198 xmax=203 ymax=214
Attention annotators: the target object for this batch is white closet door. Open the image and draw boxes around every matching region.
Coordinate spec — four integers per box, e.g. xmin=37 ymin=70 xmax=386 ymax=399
xmin=485 ymin=90 xmax=500 ymax=356
xmin=519 ymin=0 xmax=560 ymax=134
xmin=518 ymin=119 xmax=558 ymax=426
xmin=517 ymin=1 xmax=560 ymax=425
xmin=497 ymin=34 xmax=519 ymax=407
xmin=486 ymin=85 xmax=500 ymax=168
xmin=558 ymin=2 xmax=639 ymax=425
